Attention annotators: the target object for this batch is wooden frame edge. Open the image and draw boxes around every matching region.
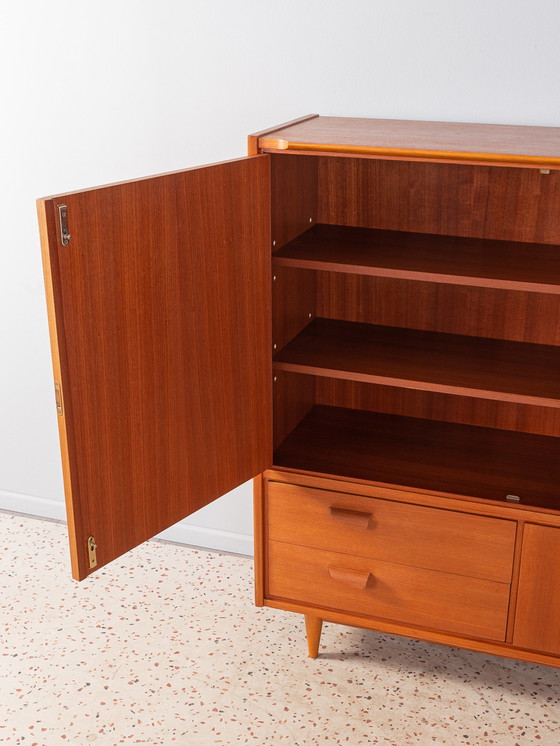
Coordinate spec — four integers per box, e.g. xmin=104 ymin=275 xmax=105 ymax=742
xmin=37 ymin=198 xmax=86 ymax=581
xmin=264 ymin=468 xmax=560 ymax=525
xmin=253 ymin=474 xmax=265 ymax=606
xmin=263 ymin=597 xmax=560 ymax=669
xmin=505 ymin=521 xmax=526 ymax=643
xmin=247 ymin=114 xmax=320 ymax=156
xmin=258 ymin=140 xmax=560 ymax=169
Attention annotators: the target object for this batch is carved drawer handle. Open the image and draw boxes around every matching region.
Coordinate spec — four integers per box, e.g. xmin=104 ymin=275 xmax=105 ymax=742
xmin=330 ymin=506 xmax=372 ymax=529
xmin=328 ymin=565 xmax=372 ymax=590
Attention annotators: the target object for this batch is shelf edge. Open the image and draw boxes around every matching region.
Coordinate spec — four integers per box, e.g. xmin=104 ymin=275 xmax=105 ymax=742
xmin=272 ymin=255 xmax=560 ymax=295
xmin=259 ymin=139 xmax=560 ymax=169
xmin=273 ymin=360 xmax=560 ymax=409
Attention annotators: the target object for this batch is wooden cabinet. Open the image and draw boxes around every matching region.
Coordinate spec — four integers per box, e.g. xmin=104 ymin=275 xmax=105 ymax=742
xmin=38 ymin=115 xmax=560 ymax=668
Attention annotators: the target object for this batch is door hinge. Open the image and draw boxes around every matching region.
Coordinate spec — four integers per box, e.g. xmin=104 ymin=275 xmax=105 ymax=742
xmin=87 ymin=536 xmax=98 ymax=569
xmin=54 ymin=381 xmax=63 ymax=416
xmin=57 ymin=204 xmax=71 ymax=246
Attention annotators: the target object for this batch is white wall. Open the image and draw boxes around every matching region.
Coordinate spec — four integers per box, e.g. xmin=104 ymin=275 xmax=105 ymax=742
xmin=1 ymin=0 xmax=559 ymax=555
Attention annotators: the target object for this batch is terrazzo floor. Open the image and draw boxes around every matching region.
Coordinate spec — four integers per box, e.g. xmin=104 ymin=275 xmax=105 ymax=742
xmin=0 ymin=511 xmax=559 ymax=745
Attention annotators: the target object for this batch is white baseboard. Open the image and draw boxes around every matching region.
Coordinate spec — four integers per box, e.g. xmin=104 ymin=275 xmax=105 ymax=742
xmin=0 ymin=488 xmax=66 ymax=522
xmin=156 ymin=523 xmax=253 ymax=556
xmin=0 ymin=489 xmax=253 ymax=556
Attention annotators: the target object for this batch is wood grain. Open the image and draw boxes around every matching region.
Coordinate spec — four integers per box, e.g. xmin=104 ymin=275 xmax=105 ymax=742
xmin=37 ymin=201 xmax=84 ymax=576
xmin=253 ymin=474 xmax=265 ymax=607
xmin=304 ymin=614 xmax=323 ymax=658
xmin=38 ymin=156 xmax=271 ymax=579
xmin=316 ymin=273 xmax=560 ymax=346
xmin=513 ymin=524 xmax=560 ymax=655
xmin=273 ymin=406 xmax=560 ymax=512
xmin=269 ymin=147 xmax=319 ymax=352
xmin=266 ymin=481 xmax=516 ymax=582
xmin=274 ymin=318 xmax=560 ymax=408
xmin=328 ymin=565 xmax=372 ymax=589
xmin=272 ymin=267 xmax=317 ymax=354
xmin=330 ymin=505 xmax=372 ymax=529
xmin=270 ymin=154 xmax=318 ymax=248
xmin=265 ymin=468 xmax=560 ymax=525
xmin=316 ymin=378 xmax=560 ymax=437
xmin=273 ymin=224 xmax=560 ymax=293
xmin=259 ymin=117 xmax=560 ymax=168
xmin=272 ymin=371 xmax=315 ymax=450
xmin=268 ymin=540 xmax=510 ymax=641
xmin=247 ymin=114 xmax=319 ymax=156
xmin=505 ymin=521 xmax=524 ymax=644
xmin=317 ymin=157 xmax=560 ymax=244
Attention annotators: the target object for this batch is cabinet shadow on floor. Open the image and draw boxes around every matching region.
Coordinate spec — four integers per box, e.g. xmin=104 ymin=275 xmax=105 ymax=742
xmin=316 ymin=625 xmax=560 ymax=686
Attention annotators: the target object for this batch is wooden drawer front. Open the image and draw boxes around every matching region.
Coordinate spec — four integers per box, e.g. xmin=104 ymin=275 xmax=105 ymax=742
xmin=514 ymin=524 xmax=560 ymax=655
xmin=268 ymin=541 xmax=510 ymax=641
xmin=267 ymin=482 xmax=516 ymax=583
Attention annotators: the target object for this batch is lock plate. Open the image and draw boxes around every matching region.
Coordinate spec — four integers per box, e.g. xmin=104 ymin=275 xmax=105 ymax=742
xmin=58 ymin=204 xmax=71 ymax=246
xmin=54 ymin=381 xmax=63 ymax=416
xmin=87 ymin=536 xmax=98 ymax=569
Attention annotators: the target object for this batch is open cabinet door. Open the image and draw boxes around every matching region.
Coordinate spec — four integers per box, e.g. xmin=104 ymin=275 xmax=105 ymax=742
xmin=38 ymin=156 xmax=271 ymax=580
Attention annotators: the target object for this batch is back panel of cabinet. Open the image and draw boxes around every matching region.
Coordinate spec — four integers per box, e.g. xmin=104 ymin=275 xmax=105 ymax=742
xmin=270 ymin=153 xmax=560 ymax=511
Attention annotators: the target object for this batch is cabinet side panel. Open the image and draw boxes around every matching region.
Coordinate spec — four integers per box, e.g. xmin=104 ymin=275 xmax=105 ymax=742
xmin=317 ymin=157 xmax=560 ymax=244
xmin=271 ymin=155 xmax=319 ymax=353
xmin=273 ymin=267 xmax=317 ymax=351
xmin=253 ymin=474 xmax=265 ymax=606
xmin=273 ymin=371 xmax=315 ymax=449
xmin=271 ymin=154 xmax=318 ymax=248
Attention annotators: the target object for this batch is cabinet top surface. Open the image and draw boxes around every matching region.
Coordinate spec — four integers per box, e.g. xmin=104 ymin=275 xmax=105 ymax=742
xmin=256 ymin=116 xmax=560 ymax=167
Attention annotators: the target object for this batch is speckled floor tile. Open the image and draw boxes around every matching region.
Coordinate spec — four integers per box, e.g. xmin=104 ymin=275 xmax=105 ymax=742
xmin=0 ymin=511 xmax=558 ymax=745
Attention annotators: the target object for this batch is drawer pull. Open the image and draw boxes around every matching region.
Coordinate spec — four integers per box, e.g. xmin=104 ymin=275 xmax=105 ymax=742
xmin=328 ymin=565 xmax=372 ymax=590
xmin=330 ymin=506 xmax=372 ymax=529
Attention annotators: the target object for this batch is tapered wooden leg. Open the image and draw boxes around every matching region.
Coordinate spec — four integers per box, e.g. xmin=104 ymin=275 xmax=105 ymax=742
xmin=304 ymin=614 xmax=323 ymax=658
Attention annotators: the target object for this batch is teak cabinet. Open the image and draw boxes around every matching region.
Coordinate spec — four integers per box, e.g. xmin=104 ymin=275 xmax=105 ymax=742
xmin=38 ymin=115 xmax=560 ymax=668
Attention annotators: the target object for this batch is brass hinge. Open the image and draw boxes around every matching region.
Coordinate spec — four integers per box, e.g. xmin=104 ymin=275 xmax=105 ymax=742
xmin=54 ymin=381 xmax=63 ymax=416
xmin=87 ymin=536 xmax=98 ymax=569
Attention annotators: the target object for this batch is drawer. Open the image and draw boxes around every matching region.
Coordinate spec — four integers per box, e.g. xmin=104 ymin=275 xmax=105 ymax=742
xmin=266 ymin=481 xmax=516 ymax=583
xmin=268 ymin=540 xmax=510 ymax=641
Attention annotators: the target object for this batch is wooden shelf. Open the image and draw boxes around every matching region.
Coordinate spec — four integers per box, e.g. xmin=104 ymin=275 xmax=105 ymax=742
xmin=273 ymin=318 xmax=560 ymax=408
xmin=273 ymin=406 xmax=560 ymax=511
xmin=273 ymin=225 xmax=560 ymax=294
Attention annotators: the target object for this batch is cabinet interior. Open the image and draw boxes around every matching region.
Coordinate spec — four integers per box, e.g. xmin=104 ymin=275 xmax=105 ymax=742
xmin=270 ymin=153 xmax=560 ymax=510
